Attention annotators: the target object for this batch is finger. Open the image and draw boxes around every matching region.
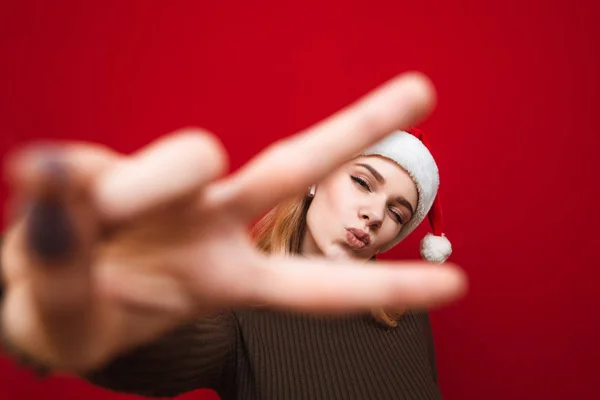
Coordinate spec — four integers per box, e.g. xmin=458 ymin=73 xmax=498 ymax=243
xmin=5 ymin=141 xmax=120 ymax=186
xmin=2 ymin=141 xmax=119 ymax=303
xmin=207 ymin=72 xmax=435 ymax=220
xmin=94 ymin=128 xmax=228 ymax=223
xmin=4 ymin=142 xmax=119 ymax=222
xmin=2 ymin=152 xmax=100 ymax=286
xmin=233 ymin=256 xmax=466 ymax=313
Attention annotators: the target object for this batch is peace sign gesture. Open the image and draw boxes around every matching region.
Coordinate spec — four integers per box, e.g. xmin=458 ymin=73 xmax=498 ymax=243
xmin=0 ymin=73 xmax=466 ymax=374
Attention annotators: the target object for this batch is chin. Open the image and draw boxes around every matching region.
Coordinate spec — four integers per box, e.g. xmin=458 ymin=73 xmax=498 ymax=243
xmin=318 ymin=244 xmax=347 ymax=260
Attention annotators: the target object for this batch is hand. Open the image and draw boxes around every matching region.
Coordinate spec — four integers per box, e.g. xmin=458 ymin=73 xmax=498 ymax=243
xmin=0 ymin=73 xmax=466 ymax=373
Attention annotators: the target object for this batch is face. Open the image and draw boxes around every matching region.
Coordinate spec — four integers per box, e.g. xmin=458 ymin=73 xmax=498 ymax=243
xmin=303 ymin=155 xmax=418 ymax=261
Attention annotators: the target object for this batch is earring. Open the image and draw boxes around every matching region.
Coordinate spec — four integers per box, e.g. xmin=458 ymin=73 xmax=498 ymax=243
xmin=308 ymin=185 xmax=316 ymax=198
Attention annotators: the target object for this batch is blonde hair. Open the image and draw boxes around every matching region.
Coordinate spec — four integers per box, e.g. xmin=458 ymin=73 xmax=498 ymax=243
xmin=252 ymin=195 xmax=405 ymax=327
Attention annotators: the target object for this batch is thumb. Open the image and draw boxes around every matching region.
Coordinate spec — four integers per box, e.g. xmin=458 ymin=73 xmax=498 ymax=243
xmin=21 ymin=155 xmax=98 ymax=312
xmin=1 ymin=147 xmax=108 ymax=370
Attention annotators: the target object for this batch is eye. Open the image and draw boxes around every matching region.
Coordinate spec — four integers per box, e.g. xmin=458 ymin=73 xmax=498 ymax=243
xmin=389 ymin=208 xmax=405 ymax=224
xmin=351 ymin=175 xmax=372 ymax=192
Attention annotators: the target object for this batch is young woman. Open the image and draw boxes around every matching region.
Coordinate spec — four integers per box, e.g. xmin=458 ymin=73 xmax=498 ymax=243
xmin=0 ymin=73 xmax=466 ymax=399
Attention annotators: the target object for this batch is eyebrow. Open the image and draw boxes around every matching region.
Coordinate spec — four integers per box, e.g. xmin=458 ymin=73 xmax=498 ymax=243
xmin=356 ymin=163 xmax=385 ymax=184
xmin=355 ymin=162 xmax=415 ymax=218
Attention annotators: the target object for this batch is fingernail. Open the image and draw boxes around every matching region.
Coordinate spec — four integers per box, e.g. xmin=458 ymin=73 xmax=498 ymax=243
xmin=26 ymin=157 xmax=75 ymax=261
xmin=36 ymin=151 xmax=69 ymax=195
xmin=26 ymin=198 xmax=75 ymax=260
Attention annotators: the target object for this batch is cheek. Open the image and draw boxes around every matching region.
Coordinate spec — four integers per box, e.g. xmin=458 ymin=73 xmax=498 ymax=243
xmin=376 ymin=223 xmax=402 ymax=247
xmin=320 ymin=178 xmax=355 ymax=221
xmin=308 ymin=179 xmax=354 ymax=232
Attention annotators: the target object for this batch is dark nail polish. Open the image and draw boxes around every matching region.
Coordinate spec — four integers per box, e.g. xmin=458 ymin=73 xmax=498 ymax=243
xmin=38 ymin=153 xmax=69 ymax=191
xmin=26 ymin=198 xmax=75 ymax=260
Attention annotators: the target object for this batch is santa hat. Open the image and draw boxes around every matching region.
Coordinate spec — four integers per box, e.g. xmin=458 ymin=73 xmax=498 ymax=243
xmin=362 ymin=129 xmax=452 ymax=263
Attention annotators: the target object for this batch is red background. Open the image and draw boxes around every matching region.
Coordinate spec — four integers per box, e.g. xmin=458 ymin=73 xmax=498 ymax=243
xmin=1 ymin=1 xmax=599 ymax=399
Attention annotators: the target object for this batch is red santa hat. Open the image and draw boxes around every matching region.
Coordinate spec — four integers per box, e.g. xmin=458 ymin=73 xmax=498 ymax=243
xmin=362 ymin=128 xmax=452 ymax=263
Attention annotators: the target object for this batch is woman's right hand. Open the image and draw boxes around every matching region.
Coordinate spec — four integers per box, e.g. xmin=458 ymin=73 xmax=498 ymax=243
xmin=0 ymin=73 xmax=467 ymax=374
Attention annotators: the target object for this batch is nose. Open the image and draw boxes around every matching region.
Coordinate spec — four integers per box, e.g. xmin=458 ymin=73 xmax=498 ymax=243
xmin=360 ymin=208 xmax=384 ymax=230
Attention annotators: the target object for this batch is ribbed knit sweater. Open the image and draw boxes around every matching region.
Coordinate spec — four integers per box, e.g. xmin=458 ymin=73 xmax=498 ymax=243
xmin=85 ymin=309 xmax=442 ymax=399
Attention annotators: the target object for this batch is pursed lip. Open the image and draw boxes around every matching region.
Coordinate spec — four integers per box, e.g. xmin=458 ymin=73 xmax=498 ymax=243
xmin=346 ymin=227 xmax=371 ymax=246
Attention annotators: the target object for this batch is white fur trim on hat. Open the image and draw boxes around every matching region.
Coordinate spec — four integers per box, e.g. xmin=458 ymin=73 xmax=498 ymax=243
xmin=363 ymin=130 xmax=440 ymax=253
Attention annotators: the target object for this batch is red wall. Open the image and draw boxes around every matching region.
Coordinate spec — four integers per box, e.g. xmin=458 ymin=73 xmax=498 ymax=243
xmin=1 ymin=1 xmax=599 ymax=399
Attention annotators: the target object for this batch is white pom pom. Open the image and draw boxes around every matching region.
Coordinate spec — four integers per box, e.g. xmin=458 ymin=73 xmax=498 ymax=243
xmin=420 ymin=233 xmax=452 ymax=263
